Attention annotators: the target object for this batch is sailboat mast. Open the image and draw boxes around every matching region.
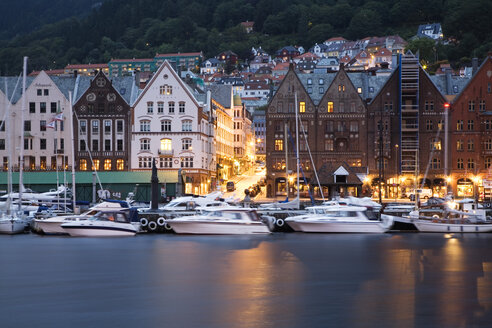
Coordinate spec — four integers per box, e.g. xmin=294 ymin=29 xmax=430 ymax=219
xmin=295 ymin=92 xmax=300 ymax=201
xmin=69 ymin=92 xmax=76 ymax=211
xmin=284 ymin=122 xmax=289 ymax=197
xmin=18 ymin=56 xmax=27 ymax=211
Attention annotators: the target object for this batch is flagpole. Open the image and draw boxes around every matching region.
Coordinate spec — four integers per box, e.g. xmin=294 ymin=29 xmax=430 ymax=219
xmin=18 ymin=56 xmax=27 ymax=212
xmin=69 ymin=92 xmax=76 ymax=211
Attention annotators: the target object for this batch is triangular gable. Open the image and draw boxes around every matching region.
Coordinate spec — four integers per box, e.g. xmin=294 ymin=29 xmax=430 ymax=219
xmin=334 ymin=166 xmax=349 ymax=176
xmin=132 ymin=60 xmax=201 ymax=109
xmin=451 ymin=56 xmax=492 ymax=105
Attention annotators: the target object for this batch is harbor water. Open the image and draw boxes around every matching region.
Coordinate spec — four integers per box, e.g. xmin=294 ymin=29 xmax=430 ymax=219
xmin=1 ymin=233 xmax=492 ymax=327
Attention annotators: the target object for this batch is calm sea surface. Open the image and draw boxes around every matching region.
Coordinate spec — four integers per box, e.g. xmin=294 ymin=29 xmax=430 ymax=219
xmin=1 ymin=232 xmax=492 ymax=328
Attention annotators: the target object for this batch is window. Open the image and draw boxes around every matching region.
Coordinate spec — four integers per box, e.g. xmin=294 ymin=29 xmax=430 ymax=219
xmin=479 ymin=100 xmax=486 ymax=112
xmin=23 ymin=120 xmax=31 ymax=132
xmin=325 ymin=121 xmax=334 ymax=133
xmin=0 ymin=139 xmax=4 ymax=150
xmin=426 ymin=120 xmax=433 ymax=131
xmin=486 ymin=158 xmax=492 ymax=169
xmin=29 ymin=102 xmax=35 ymax=113
xmin=116 ymin=120 xmax=123 ymax=133
xmin=457 ymin=158 xmax=464 ymax=169
xmin=138 ymin=157 xmax=152 ymax=168
xmin=40 ymin=120 xmax=46 ymax=131
xmin=457 ymin=120 xmax=463 ymax=131
xmin=319 ymin=78 xmax=324 ymax=85
xmin=158 ymin=102 xmax=164 ymax=113
xmin=179 ymin=102 xmax=185 ymax=113
xmin=139 ymin=139 xmax=150 ymax=151
xmin=51 ymin=102 xmax=57 ymax=113
xmin=92 ymin=120 xmax=99 ymax=134
xmin=160 ymin=138 xmax=172 ymax=151
xmin=307 ymin=87 xmax=312 ymax=94
xmin=104 ymin=159 xmax=112 ymax=170
xmin=40 ymin=157 xmax=46 ymax=170
xmin=350 ymin=122 xmax=359 ymax=132
xmin=468 ymin=101 xmax=475 ymax=111
xmin=319 ymin=87 xmax=324 ymax=94
xmin=339 ymin=102 xmax=345 ymax=113
xmin=104 ymin=139 xmax=111 ymax=151
xmin=467 ymin=139 xmax=474 ymax=151
xmin=325 ymin=139 xmax=334 ymax=151
xmin=44 ymin=89 xmax=49 ymax=96
xmin=140 ymin=120 xmax=150 ymax=132
xmin=182 ymin=120 xmax=192 ymax=132
xmin=147 ymin=102 xmax=154 ymax=114
xmin=377 ymin=157 xmax=388 ymax=169
xmin=160 ymin=157 xmax=173 ymax=168
xmin=467 ymin=158 xmax=475 ymax=169
xmin=468 ymin=120 xmax=474 ymax=130
xmin=350 ymin=102 xmax=356 ymax=113
xmin=456 ymin=140 xmax=463 ymax=151
xmin=307 ymin=78 xmax=312 ymax=85
xmin=432 ymin=158 xmax=441 ymax=169
xmin=425 ymin=101 xmax=434 ymax=111
xmin=275 ymin=139 xmax=283 ymax=151
xmin=486 ymin=139 xmax=492 ymax=151
xmin=116 ymin=139 xmax=123 ymax=151
xmin=80 ymin=121 xmax=87 ymax=134
xmin=181 ymin=157 xmax=193 ymax=168
xmin=357 ymin=87 xmax=362 ymax=94
xmin=299 ymin=102 xmax=305 ymax=113
xmin=80 ymin=140 xmax=86 ymax=151
xmin=431 ymin=139 xmax=441 ymax=150
xmin=327 ymin=102 xmax=333 ymax=113
xmin=92 ymin=139 xmax=99 ymax=151
xmin=92 ymin=159 xmax=100 ymax=171
xmin=160 ymin=84 xmax=172 ymax=95
xmin=104 ymin=120 xmax=111 ymax=135
xmin=161 ymin=120 xmax=171 ymax=132
xmin=337 ymin=121 xmax=346 ymax=132
xmin=182 ymin=138 xmax=192 ymax=150
xmin=0 ymin=121 xmax=3 ymax=131
xmin=40 ymin=139 xmax=46 ymax=150
xmin=437 ymin=120 xmax=444 ymax=130
xmin=37 ymin=89 xmax=42 ymax=96
xmin=169 ymin=102 xmax=175 ymax=114
xmin=116 ymin=159 xmax=124 ymax=170
xmin=80 ymin=159 xmax=88 ymax=171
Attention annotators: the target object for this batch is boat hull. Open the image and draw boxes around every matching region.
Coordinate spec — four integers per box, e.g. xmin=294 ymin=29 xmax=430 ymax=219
xmin=0 ymin=219 xmax=26 ymax=234
xmin=414 ymin=221 xmax=492 ymax=233
xmin=61 ymin=224 xmax=137 ymax=237
xmin=168 ymin=221 xmax=271 ymax=234
xmin=35 ymin=220 xmax=68 ymax=235
xmin=295 ymin=221 xmax=389 ymax=233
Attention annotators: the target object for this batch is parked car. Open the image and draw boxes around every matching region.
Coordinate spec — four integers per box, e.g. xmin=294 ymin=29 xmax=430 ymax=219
xmin=226 ymin=181 xmax=235 ymax=192
xmin=407 ymin=188 xmax=433 ymax=201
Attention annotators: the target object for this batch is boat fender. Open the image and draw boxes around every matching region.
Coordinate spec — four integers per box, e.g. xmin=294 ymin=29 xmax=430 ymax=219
xmin=276 ymin=218 xmax=285 ymax=227
xmin=140 ymin=217 xmax=149 ymax=227
xmin=157 ymin=217 xmax=166 ymax=226
xmin=148 ymin=221 xmax=158 ymax=231
xmin=163 ymin=222 xmax=173 ymax=231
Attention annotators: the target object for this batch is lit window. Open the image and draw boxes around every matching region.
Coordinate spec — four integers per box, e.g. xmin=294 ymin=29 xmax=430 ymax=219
xmin=80 ymin=159 xmax=88 ymax=171
xmin=431 ymin=140 xmax=442 ymax=150
xmin=104 ymin=159 xmax=112 ymax=170
xmin=327 ymin=102 xmax=334 ymax=113
xmin=357 ymin=87 xmax=362 ymax=94
xmin=299 ymin=102 xmax=305 ymax=113
xmin=275 ymin=139 xmax=283 ymax=151
xmin=116 ymin=159 xmax=124 ymax=170
xmin=92 ymin=159 xmax=100 ymax=171
xmin=161 ymin=138 xmax=172 ymax=151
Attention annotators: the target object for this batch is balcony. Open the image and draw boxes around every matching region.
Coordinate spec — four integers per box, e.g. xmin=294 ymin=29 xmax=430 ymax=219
xmin=158 ymin=149 xmax=173 ymax=156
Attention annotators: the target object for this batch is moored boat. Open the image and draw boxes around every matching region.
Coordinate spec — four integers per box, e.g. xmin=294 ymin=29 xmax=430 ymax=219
xmin=61 ymin=211 xmax=138 ymax=237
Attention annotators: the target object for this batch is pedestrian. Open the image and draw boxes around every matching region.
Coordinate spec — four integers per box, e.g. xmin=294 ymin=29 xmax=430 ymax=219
xmin=244 ymin=189 xmax=251 ymax=208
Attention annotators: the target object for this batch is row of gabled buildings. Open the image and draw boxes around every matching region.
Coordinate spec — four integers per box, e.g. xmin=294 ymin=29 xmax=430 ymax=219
xmin=265 ymin=52 xmax=492 ymax=200
xmin=0 ymin=61 xmax=254 ymax=200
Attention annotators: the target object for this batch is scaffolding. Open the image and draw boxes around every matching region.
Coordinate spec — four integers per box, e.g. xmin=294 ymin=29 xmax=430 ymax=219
xmin=400 ymin=52 xmax=420 ymax=178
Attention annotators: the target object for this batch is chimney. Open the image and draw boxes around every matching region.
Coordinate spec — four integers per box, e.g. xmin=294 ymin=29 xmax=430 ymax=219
xmin=472 ymin=57 xmax=478 ymax=76
xmin=135 ymin=69 xmax=141 ymax=87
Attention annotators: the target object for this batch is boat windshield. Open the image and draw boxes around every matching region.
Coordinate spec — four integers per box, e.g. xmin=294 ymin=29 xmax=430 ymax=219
xmin=203 ymin=211 xmax=243 ymax=220
xmin=92 ymin=212 xmax=128 ymax=223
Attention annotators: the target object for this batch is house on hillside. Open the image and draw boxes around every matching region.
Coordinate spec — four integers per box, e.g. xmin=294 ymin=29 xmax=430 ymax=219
xmin=200 ymin=58 xmax=221 ymax=75
xmin=416 ymin=23 xmax=443 ymax=40
xmin=275 ymin=46 xmax=300 ymax=62
xmin=240 ymin=21 xmax=254 ymax=33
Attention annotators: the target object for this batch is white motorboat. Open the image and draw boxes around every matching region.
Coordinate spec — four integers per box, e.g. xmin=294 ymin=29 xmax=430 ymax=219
xmin=0 ymin=186 xmax=71 ymax=212
xmin=34 ymin=200 xmax=134 ymax=235
xmin=139 ymin=191 xmax=233 ymax=214
xmin=61 ymin=211 xmax=138 ymax=237
xmin=166 ymin=208 xmax=272 ymax=234
xmin=0 ymin=214 xmax=27 ymax=234
xmin=286 ymin=205 xmax=393 ymax=233
xmin=285 ymin=205 xmax=333 ymax=232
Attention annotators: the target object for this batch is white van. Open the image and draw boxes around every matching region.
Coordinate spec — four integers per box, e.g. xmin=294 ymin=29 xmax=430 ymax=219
xmin=407 ymin=188 xmax=433 ymax=200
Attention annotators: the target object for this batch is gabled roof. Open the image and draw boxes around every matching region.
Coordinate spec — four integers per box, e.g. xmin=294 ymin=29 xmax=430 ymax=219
xmin=276 ymin=46 xmax=299 ymax=55
xmin=206 ymin=84 xmax=233 ymax=109
xmin=314 ymin=162 xmax=363 ymax=185
xmin=0 ymin=76 xmax=35 ymax=104
xmin=294 ymin=52 xmax=320 ymax=61
xmin=417 ymin=23 xmax=442 ymax=35
xmin=133 ymin=60 xmax=200 ymax=109
xmin=374 ymin=48 xmax=392 ymax=56
xmin=449 ymin=56 xmax=492 ymax=104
